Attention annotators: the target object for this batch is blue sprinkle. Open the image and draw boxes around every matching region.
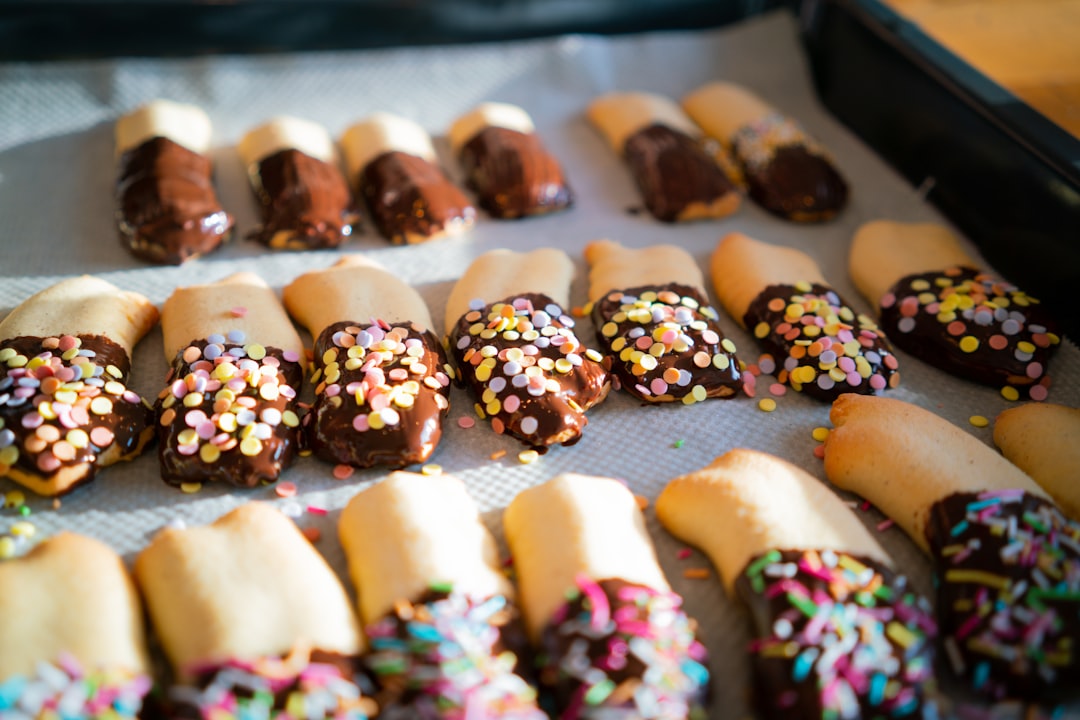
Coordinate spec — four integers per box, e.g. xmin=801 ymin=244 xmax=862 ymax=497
xmin=227 ymin=329 xmax=246 ymax=343
xmin=950 ymin=520 xmax=970 ymax=537
xmin=793 ymin=647 xmax=819 ymax=682
xmin=0 ymin=676 xmax=27 ymax=709
xmin=207 ymin=333 xmax=226 ymax=345
xmin=973 ymin=661 xmax=990 ymax=689
xmin=869 ymin=673 xmax=886 ymax=706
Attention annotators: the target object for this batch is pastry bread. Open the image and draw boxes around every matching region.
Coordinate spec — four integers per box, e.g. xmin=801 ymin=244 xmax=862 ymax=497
xmin=712 ymin=232 xmax=899 ymax=400
xmin=658 ymin=449 xmax=936 ymax=719
xmin=682 ymin=82 xmax=848 ymax=222
xmin=584 ymin=238 xmax=743 ymax=403
xmin=115 ymin=99 xmax=234 ymax=263
xmin=849 ymin=220 xmax=1061 ymax=400
xmin=994 ymin=402 xmax=1080 ymax=521
xmin=445 ymin=249 xmax=609 ymax=448
xmin=283 ymin=256 xmax=452 ymax=468
xmin=238 ymin=115 xmax=359 ymax=249
xmin=448 ymin=102 xmax=572 ymax=218
xmin=586 ymin=91 xmax=740 ymax=222
xmin=0 ymin=276 xmax=157 ymax=496
xmin=156 ymin=272 xmax=304 ymax=488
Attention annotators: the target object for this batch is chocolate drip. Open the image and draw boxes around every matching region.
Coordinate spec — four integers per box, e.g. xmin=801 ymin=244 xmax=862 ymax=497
xmin=359 ymin=151 xmax=476 ymax=244
xmin=459 ymin=127 xmax=573 ymax=219
xmin=115 ymin=136 xmax=234 ymax=264
xmin=448 ymin=293 xmax=609 ymax=449
xmin=744 ymin=283 xmax=899 ymax=401
xmin=927 ymin=491 xmax=1080 ymax=701
xmin=591 ymin=283 xmax=742 ymax=403
xmin=735 ymin=549 xmax=936 ymax=720
xmin=248 ymin=148 xmax=358 ymax=249
xmin=622 ymin=124 xmax=738 ymax=222
xmin=304 ymin=321 xmax=451 ymax=469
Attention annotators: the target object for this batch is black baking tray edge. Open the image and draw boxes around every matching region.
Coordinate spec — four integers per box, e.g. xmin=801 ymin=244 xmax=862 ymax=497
xmin=799 ymin=0 xmax=1080 ymax=339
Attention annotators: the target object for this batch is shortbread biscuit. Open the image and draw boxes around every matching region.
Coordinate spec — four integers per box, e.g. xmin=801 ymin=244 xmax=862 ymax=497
xmin=449 ymin=102 xmax=572 ymax=219
xmin=994 ymin=402 xmax=1080 ymax=520
xmin=850 ymin=220 xmax=1061 ymax=400
xmin=712 ymin=232 xmax=899 ymax=400
xmin=682 ymin=82 xmax=848 ymax=222
xmin=658 ymin=449 xmax=935 ymax=720
xmin=115 ymin=99 xmax=234 ymax=264
xmin=504 ymin=473 xmax=709 ymax=718
xmin=341 ymin=112 xmax=476 ymax=244
xmin=0 ymin=277 xmax=156 ymax=496
xmin=445 ymin=249 xmax=609 ymax=448
xmin=339 ymin=472 xmax=544 ymax=717
xmin=587 ymin=91 xmax=740 ymax=222
xmin=585 ymin=239 xmax=743 ymax=403
xmin=284 ymin=257 xmax=451 ymax=468
xmin=156 ymin=273 xmax=304 ymax=487
xmin=238 ymin=116 xmax=359 ymax=249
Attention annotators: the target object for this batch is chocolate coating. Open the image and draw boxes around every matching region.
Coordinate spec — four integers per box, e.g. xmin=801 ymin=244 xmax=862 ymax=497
xmin=116 ymin=136 xmax=234 ymax=264
xmin=359 ymin=151 xmax=476 ymax=244
xmin=927 ymin=490 xmax=1080 ymax=701
xmin=622 ymin=124 xmax=738 ymax=222
xmin=735 ymin=549 xmax=936 ymax=720
xmin=448 ymin=293 xmax=610 ymax=449
xmin=248 ymin=148 xmax=358 ymax=249
xmin=305 ymin=321 xmax=451 ymax=469
xmin=744 ymin=283 xmax=899 ymax=401
xmin=591 ymin=283 xmax=742 ymax=403
xmin=459 ymin=126 xmax=573 ymax=219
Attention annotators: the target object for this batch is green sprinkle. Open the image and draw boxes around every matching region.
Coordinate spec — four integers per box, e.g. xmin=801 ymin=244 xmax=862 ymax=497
xmin=584 ymin=678 xmax=615 ymax=705
xmin=672 ymin=439 xmax=685 ymax=449
xmin=1022 ymin=512 xmax=1048 ymax=533
xmin=428 ymin=579 xmax=454 ymax=594
xmin=787 ymin=591 xmax=819 ymax=617
xmin=746 ymin=549 xmax=783 ymax=578
xmin=18 ymin=506 xmax=30 ymax=517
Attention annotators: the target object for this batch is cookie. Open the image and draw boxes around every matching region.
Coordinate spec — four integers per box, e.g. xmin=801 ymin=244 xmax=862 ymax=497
xmin=825 ymin=394 xmax=1078 ymax=701
xmin=0 ymin=276 xmax=157 ymax=496
xmin=0 ymin=532 xmax=151 ymax=718
xmin=586 ymin=91 xmax=740 ymax=222
xmin=115 ymin=99 xmax=234 ymax=264
xmin=657 ymin=448 xmax=936 ymax=720
xmin=712 ymin=232 xmax=899 ymax=400
xmin=504 ymin=473 xmax=709 ymax=719
xmin=584 ymin=238 xmax=743 ymax=403
xmin=445 ymin=249 xmax=610 ymax=448
xmin=849 ymin=220 xmax=1061 ymax=400
xmin=341 ymin=112 xmax=476 ymax=244
xmin=237 ymin=115 xmax=359 ymax=249
xmin=682 ymin=82 xmax=848 ymax=222
xmin=339 ymin=471 xmax=544 ymax=717
xmin=283 ymin=256 xmax=452 ymax=468
xmin=994 ymin=402 xmax=1080 ymax=521
xmin=156 ymin=272 xmax=304 ymax=488
xmin=448 ymin=102 xmax=573 ymax=219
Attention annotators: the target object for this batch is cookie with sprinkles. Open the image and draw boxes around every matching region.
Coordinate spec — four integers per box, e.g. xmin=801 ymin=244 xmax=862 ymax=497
xmin=584 ymin=239 xmax=743 ymax=403
xmin=157 ymin=272 xmax=305 ymax=488
xmin=445 ymin=249 xmax=610 ymax=449
xmin=682 ymin=82 xmax=848 ymax=222
xmin=712 ymin=232 xmax=899 ymax=401
xmin=850 ymin=221 xmax=1061 ymax=401
xmin=505 ymin=473 xmax=710 ymax=719
xmin=587 ymin=91 xmax=740 ymax=222
xmin=658 ymin=449 xmax=937 ymax=720
xmin=0 ymin=532 xmax=152 ymax=719
xmin=339 ymin=472 xmax=545 ymax=718
xmin=0 ymin=276 xmax=157 ymax=496
xmin=284 ymin=256 xmax=452 ymax=469
xmin=135 ymin=502 xmax=377 ymax=718
xmin=826 ymin=394 xmax=1079 ymax=701
xmin=995 ymin=402 xmax=1080 ymax=521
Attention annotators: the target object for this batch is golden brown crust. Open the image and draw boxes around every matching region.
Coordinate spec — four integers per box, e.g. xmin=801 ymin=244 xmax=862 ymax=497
xmin=994 ymin=402 xmax=1080 ymax=520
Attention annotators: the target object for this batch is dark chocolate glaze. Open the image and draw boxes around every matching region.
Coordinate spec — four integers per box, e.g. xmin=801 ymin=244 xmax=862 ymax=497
xmin=735 ymin=549 xmax=936 ymax=720
xmin=115 ymin=136 xmax=234 ymax=264
xmin=744 ymin=283 xmax=899 ymax=401
xmin=879 ymin=267 xmax=1061 ymax=399
xmin=927 ymin=490 xmax=1080 ymax=701
xmin=0 ymin=334 xmax=153 ymax=494
xmin=248 ymin=148 xmax=358 ymax=249
xmin=448 ymin=293 xmax=610 ymax=449
xmin=622 ymin=124 xmax=738 ymax=223
xmin=359 ymin=151 xmax=476 ymax=244
xmin=459 ymin=126 xmax=573 ymax=219
xmin=591 ymin=283 xmax=742 ymax=403
xmin=304 ymin=320 xmax=451 ymax=469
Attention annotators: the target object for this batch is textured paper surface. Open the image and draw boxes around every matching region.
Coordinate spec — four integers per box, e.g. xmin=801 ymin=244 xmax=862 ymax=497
xmin=1 ymin=11 xmax=1078 ymax=718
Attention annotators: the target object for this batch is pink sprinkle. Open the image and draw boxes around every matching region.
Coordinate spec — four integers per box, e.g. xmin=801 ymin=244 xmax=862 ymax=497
xmin=37 ymin=453 xmax=61 ymax=472
xmin=768 ymin=383 xmax=787 ymax=397
xmin=813 ymin=444 xmax=825 ymax=459
xmin=677 ymin=548 xmax=692 ymax=560
xmin=1026 ymin=362 xmax=1043 ymax=379
xmin=503 ymin=395 xmax=521 ymax=413
xmin=58 ymin=335 xmax=78 ymax=351
xmin=21 ymin=412 xmax=43 ymax=429
xmin=230 ymin=306 xmax=248 ymax=318
xmin=650 ymin=378 xmax=669 ymax=395
xmin=846 ymin=372 xmax=863 ymax=387
xmin=325 ymin=384 xmax=341 ymax=397
xmin=860 ymin=500 xmax=872 ymax=511
xmin=307 ymin=505 xmax=328 ymax=516
xmin=877 ymin=518 xmax=895 ymax=532
xmin=1029 ymin=384 xmax=1049 ymax=402
xmin=283 ymin=350 xmax=300 ymax=363
xmin=275 ymin=481 xmax=297 ymax=498
xmin=869 ymin=374 xmax=887 ymax=391
xmin=880 ymin=292 xmax=896 ymax=309
xmin=353 ymin=415 xmax=369 ymax=432
xmin=333 ymin=464 xmax=355 ymax=480
xmin=176 ymin=443 xmax=199 ymax=456
xmin=457 ymin=416 xmax=476 ymax=429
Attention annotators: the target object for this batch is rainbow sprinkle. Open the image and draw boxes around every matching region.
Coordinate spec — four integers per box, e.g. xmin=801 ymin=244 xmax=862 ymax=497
xmin=0 ymin=653 xmax=150 ymax=719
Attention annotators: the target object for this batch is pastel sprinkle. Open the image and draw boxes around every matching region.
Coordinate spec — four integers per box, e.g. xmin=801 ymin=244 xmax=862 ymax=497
xmin=758 ymin=398 xmax=777 ymax=412
xmin=518 ymin=450 xmax=539 ymax=465
xmin=333 ymin=464 xmax=355 ymax=480
xmin=275 ymin=481 xmax=297 ymax=498
xmin=968 ymin=415 xmax=989 ymax=428
xmin=421 ymin=464 xmax=442 ymax=476
xmin=180 ymin=482 xmax=202 ymax=494
xmin=811 ymin=427 xmax=830 ymax=442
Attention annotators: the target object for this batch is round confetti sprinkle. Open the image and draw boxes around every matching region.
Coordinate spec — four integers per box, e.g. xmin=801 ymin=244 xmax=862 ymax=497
xmin=758 ymin=398 xmax=777 ymax=412
xmin=302 ymin=527 xmax=322 ymax=543
xmin=421 ymin=464 xmax=443 ymax=476
xmin=275 ymin=481 xmax=297 ymax=498
xmin=180 ymin=482 xmax=202 ymax=494
xmin=518 ymin=450 xmax=539 ymax=464
xmin=811 ymin=427 xmax=830 ymax=442
xmin=332 ymin=464 xmax=355 ymax=480
xmin=1000 ymin=386 xmax=1020 ymax=402
xmin=457 ymin=416 xmax=476 ymax=429
xmin=969 ymin=415 xmax=989 ymax=428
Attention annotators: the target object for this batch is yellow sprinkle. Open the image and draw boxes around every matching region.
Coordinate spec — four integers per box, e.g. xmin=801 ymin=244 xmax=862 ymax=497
xmin=4 ymin=490 xmax=25 ymax=508
xmin=886 ymin=621 xmax=917 ymax=648
xmin=721 ymin=338 xmax=738 ymax=353
xmin=90 ymin=397 xmax=113 ymax=416
xmin=0 ymin=537 xmax=15 ymax=559
xmin=199 ymin=444 xmax=221 ymax=463
xmin=758 ymin=398 xmax=777 ymax=412
xmin=945 ymin=569 xmax=1010 ymax=590
xmin=812 ymin=427 xmax=830 ymax=442
xmin=282 ymin=411 xmax=300 ymax=428
xmin=37 ymin=402 xmax=57 ymax=420
xmin=421 ymin=464 xmax=442 ymax=476
xmin=969 ymin=415 xmax=989 ymax=428
xmin=259 ymin=384 xmax=280 ymax=401
xmin=66 ymin=429 xmax=90 ymax=449
xmin=0 ymin=446 xmax=19 ymax=466
xmin=754 ymin=322 xmax=770 ymax=339
xmin=240 ymin=436 xmax=263 ymax=457
xmin=518 ymin=450 xmax=539 ymax=465
xmin=180 ymin=482 xmax=202 ymax=494
xmin=10 ymin=521 xmax=35 ymax=538
xmin=555 ymin=358 xmax=573 ymax=374
xmin=1000 ymin=386 xmax=1020 ymax=402
xmin=368 ymin=413 xmax=386 ymax=431
xmin=246 ymin=343 xmax=266 ymax=360
xmin=712 ymin=354 xmax=730 ymax=371
xmin=182 ymin=392 xmax=204 ymax=408
xmin=959 ymin=336 xmax=979 ymax=353
xmin=691 ymin=385 xmax=707 ymax=403
xmin=601 ymin=322 xmax=619 ymax=338
xmin=218 ymin=413 xmax=238 ymax=432
xmin=177 ymin=429 xmax=199 ymax=446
